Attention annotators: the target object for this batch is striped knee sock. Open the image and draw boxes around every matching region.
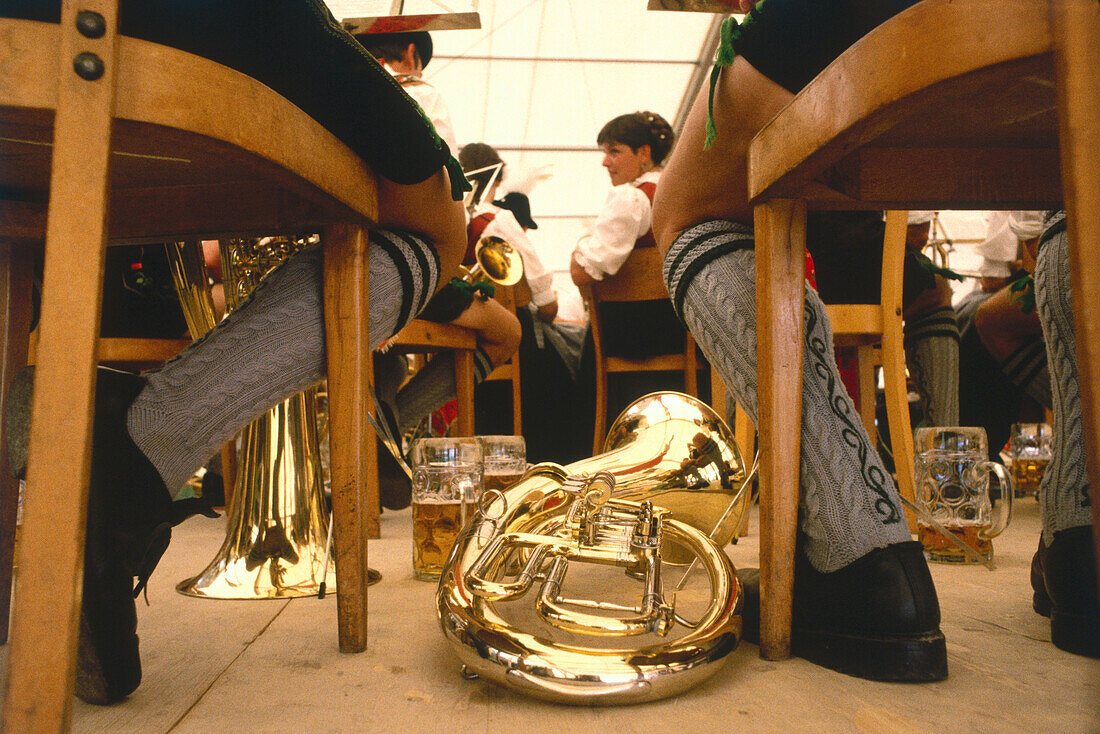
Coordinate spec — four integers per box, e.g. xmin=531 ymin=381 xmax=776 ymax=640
xmin=395 ymin=347 xmax=493 ymax=435
xmin=904 ymin=306 xmax=960 ymax=426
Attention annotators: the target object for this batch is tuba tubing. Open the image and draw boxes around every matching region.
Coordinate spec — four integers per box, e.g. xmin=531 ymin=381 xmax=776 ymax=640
xmin=436 ymin=392 xmax=749 ymax=705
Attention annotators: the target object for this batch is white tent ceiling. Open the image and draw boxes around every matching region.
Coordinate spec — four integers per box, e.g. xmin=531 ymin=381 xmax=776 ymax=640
xmin=327 ymin=1 xmax=993 ymax=320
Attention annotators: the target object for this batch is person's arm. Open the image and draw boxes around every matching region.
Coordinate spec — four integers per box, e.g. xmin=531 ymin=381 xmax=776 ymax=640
xmin=570 ymin=184 xmax=651 ymax=284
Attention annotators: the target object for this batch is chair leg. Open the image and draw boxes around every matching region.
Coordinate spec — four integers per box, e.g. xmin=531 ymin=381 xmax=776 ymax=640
xmin=1052 ymin=0 xmax=1100 ymax=585
xmin=855 ymin=345 xmax=877 ymax=437
xmin=1 ymin=4 xmax=121 ymax=730
xmin=322 ymin=223 xmax=373 ymax=653
xmin=454 ymin=351 xmax=475 ymax=437
xmin=592 ymin=367 xmax=608 ymax=455
xmin=0 ymin=244 xmax=33 ymax=646
xmin=511 ymin=362 xmax=523 ymax=436
xmin=754 ymin=199 xmax=807 ymax=662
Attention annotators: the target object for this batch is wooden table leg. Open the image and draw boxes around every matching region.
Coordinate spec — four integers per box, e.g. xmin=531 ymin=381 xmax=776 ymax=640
xmin=322 ymin=223 xmax=373 ymax=653
xmin=754 ymin=199 xmax=806 ymax=661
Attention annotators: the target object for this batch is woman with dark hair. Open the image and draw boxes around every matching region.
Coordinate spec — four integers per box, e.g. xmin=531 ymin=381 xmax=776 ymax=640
xmin=569 ymin=111 xmax=697 ymax=432
xmin=570 ymin=111 xmax=675 ymax=289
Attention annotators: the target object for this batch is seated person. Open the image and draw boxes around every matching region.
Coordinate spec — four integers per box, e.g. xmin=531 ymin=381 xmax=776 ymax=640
xmin=4 ymin=0 xmax=469 ymax=705
xmin=387 ymin=143 xmax=523 ymax=442
xmin=958 ymin=211 xmax=1050 ymax=459
xmin=570 ymin=111 xmax=685 ymax=360
xmin=649 ymin=0 xmax=1096 ymax=683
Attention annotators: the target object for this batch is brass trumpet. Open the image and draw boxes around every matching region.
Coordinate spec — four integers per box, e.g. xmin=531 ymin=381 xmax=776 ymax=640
xmin=437 ymin=392 xmax=751 ymax=704
xmin=459 ymin=235 xmax=524 ymax=293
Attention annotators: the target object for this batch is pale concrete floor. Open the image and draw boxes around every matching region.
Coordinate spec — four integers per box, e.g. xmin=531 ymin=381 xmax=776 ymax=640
xmin=4 ymin=498 xmax=1099 ymax=733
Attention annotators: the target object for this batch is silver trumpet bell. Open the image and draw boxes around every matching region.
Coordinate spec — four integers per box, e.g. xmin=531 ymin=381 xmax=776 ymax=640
xmin=437 ymin=392 xmax=751 ymax=704
xmin=172 ymin=237 xmax=337 ymax=599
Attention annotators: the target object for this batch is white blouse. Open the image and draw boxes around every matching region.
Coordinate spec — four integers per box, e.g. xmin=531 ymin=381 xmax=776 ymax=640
xmin=573 ymin=169 xmax=660 ymax=281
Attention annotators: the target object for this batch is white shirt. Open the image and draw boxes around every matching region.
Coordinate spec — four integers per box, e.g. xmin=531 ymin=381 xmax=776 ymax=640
xmin=472 ymin=204 xmax=556 ymax=308
xmin=975 ymin=210 xmax=1044 ymax=277
xmin=386 ymin=68 xmax=459 ymax=158
xmin=573 ymin=169 xmax=660 ymax=281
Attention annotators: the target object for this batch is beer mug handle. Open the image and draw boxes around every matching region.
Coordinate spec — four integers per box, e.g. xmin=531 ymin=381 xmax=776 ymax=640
xmin=978 ymin=460 xmax=1013 ymax=539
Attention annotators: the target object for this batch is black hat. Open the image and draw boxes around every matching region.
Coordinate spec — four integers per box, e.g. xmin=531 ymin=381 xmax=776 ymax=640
xmin=353 ymin=30 xmax=433 ymax=69
xmin=493 ymin=192 xmax=538 ymax=230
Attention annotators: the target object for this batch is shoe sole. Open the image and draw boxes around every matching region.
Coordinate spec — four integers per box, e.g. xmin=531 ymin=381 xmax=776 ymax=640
xmin=794 ymin=627 xmax=949 ymax=682
xmin=1050 ymin=609 xmax=1100 ymax=658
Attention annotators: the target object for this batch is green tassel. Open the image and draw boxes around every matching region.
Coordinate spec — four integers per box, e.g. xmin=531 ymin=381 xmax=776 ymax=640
xmin=704 ymin=15 xmax=741 ymax=150
xmin=913 ymin=251 xmax=965 ymax=282
xmin=1008 ymin=274 xmax=1036 ymax=314
xmin=446 ymin=156 xmax=472 ymax=202
xmin=449 ymin=277 xmax=494 ymax=300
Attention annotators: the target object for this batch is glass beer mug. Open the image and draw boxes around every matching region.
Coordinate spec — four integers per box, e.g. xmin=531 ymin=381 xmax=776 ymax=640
xmin=409 ymin=438 xmax=482 ymax=580
xmin=1009 ymin=422 xmax=1053 ymax=497
xmin=913 ymin=427 xmax=1013 ymax=563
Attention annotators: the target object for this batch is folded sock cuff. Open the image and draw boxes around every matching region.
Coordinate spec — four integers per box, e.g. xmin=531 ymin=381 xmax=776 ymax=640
xmin=473 ymin=347 xmax=493 ymax=383
xmin=1002 ymin=339 xmax=1048 ymax=389
xmin=370 ymin=228 xmax=440 ymax=332
xmin=663 ymin=220 xmax=755 ymax=322
xmin=903 ymin=305 xmax=960 ymax=347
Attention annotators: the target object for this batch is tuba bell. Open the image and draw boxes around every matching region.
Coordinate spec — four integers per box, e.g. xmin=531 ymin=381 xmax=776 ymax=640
xmin=437 ymin=392 xmax=751 ymax=704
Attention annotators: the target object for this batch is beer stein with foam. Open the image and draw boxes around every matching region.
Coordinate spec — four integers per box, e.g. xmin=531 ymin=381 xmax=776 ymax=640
xmin=410 ymin=438 xmax=482 ymax=580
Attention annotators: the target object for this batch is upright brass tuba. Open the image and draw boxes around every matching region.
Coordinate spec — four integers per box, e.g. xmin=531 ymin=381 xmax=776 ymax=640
xmin=437 ymin=392 xmax=751 ymax=704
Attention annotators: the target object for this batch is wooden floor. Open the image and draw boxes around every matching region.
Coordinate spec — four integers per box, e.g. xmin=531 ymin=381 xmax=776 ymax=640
xmin=1 ymin=497 xmax=1097 ymax=733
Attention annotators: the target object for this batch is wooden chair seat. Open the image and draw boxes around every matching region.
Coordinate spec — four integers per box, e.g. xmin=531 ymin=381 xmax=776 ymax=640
xmin=0 ymin=8 xmax=386 ymax=728
xmin=747 ymin=0 xmax=1099 ymax=661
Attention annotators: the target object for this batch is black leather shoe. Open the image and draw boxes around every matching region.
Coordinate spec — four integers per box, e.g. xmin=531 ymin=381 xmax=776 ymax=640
xmin=5 ymin=366 xmax=215 ymax=704
xmin=738 ymin=540 xmax=948 ymax=682
xmin=1031 ymin=525 xmax=1100 ymax=658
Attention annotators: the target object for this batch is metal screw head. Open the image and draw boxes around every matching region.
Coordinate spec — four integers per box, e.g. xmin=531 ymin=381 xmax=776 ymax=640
xmin=75 ymin=10 xmax=106 ymax=39
xmin=73 ymin=52 xmax=105 ymax=81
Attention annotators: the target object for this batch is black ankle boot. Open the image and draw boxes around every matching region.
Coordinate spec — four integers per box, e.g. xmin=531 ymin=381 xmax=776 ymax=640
xmin=1031 ymin=525 xmax=1100 ymax=658
xmin=738 ymin=540 xmax=948 ymax=682
xmin=6 ymin=366 xmax=215 ymax=704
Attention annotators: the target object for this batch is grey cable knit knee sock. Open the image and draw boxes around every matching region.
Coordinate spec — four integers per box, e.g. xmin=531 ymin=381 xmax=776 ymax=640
xmin=127 ymin=229 xmax=439 ymax=495
xmin=664 ymin=220 xmax=912 ymax=572
xmin=904 ymin=306 xmax=960 ymax=426
xmin=1034 ymin=211 xmax=1091 ymax=544
xmin=395 ymin=346 xmax=493 ymax=435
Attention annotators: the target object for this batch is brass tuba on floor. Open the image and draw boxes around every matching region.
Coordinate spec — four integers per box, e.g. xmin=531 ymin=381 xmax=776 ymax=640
xmin=437 ymin=392 xmax=751 ymax=704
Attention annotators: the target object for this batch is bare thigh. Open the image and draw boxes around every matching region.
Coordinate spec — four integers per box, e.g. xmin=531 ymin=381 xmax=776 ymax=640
xmin=651 ymin=55 xmax=793 ymax=255
xmin=375 ymin=169 xmax=468 ymax=285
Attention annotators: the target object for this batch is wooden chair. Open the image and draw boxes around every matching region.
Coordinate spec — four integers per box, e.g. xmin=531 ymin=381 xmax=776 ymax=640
xmin=747 ymin=0 xmax=1099 ymax=661
xmin=825 ymin=210 xmax=917 ymax=531
xmin=579 ymin=245 xmax=703 ymax=453
xmin=385 ymin=319 xmax=478 ymax=437
xmin=481 ymin=280 xmax=527 ymax=435
xmin=0 ymin=5 xmax=388 ymax=728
